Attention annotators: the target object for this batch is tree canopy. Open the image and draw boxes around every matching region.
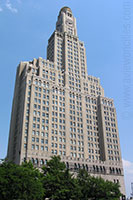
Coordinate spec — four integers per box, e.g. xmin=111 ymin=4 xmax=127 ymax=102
xmin=0 ymin=156 xmax=122 ymax=200
xmin=0 ymin=161 xmax=44 ymax=200
xmin=42 ymin=156 xmax=80 ymax=200
xmin=77 ymin=168 xmax=121 ymax=200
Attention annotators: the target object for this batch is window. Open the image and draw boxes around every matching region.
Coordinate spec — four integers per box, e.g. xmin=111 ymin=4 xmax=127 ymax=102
xmin=36 ymin=145 xmax=39 ymax=150
xmin=41 ymin=146 xmax=44 ymax=151
xmin=36 ymin=138 xmax=39 ymax=143
xmin=41 ymin=139 xmax=44 ymax=144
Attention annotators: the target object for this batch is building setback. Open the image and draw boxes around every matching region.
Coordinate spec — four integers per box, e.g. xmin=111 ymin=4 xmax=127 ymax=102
xmin=7 ymin=7 xmax=125 ymax=194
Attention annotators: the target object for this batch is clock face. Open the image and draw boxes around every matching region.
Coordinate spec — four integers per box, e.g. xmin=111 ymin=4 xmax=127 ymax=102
xmin=65 ymin=19 xmax=74 ymax=27
xmin=57 ymin=24 xmax=61 ymax=28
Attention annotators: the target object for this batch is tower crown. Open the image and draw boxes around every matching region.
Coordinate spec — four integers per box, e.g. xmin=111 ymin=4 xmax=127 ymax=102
xmin=56 ymin=6 xmax=77 ymax=36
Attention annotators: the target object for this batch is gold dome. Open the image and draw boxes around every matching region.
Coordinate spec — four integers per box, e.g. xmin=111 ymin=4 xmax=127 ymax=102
xmin=60 ymin=7 xmax=72 ymax=14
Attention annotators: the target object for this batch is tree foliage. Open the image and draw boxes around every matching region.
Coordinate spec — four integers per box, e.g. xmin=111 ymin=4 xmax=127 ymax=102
xmin=77 ymin=168 xmax=121 ymax=200
xmin=0 ymin=161 xmax=44 ymax=200
xmin=0 ymin=156 xmax=122 ymax=200
xmin=42 ymin=156 xmax=80 ymax=200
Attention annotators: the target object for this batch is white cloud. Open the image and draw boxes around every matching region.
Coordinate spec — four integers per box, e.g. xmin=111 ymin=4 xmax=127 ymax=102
xmin=0 ymin=6 xmax=3 ymax=12
xmin=5 ymin=0 xmax=18 ymax=13
xmin=123 ymin=159 xmax=133 ymax=174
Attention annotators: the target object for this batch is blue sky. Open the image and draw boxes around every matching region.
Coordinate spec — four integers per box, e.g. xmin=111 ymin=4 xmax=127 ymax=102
xmin=0 ymin=0 xmax=133 ymax=197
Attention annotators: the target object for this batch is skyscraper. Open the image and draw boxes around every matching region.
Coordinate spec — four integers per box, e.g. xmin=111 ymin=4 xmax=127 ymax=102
xmin=7 ymin=7 xmax=125 ymax=194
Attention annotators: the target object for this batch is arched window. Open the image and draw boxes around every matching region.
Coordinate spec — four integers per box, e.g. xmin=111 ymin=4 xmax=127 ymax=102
xmin=31 ymin=158 xmax=34 ymax=164
xmin=96 ymin=166 xmax=99 ymax=172
xmin=74 ymin=163 xmax=77 ymax=170
xmin=66 ymin=162 xmax=69 ymax=169
xmin=82 ymin=164 xmax=85 ymax=169
xmin=86 ymin=164 xmax=88 ymax=171
xmin=35 ymin=158 xmax=38 ymax=165
xmin=40 ymin=159 xmax=44 ymax=165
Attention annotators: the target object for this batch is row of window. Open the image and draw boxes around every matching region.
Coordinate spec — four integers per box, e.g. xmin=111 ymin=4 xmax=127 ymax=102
xmin=31 ymin=144 xmax=48 ymax=151
xmin=88 ymin=149 xmax=100 ymax=154
xmin=51 ymin=149 xmax=66 ymax=155
xmin=32 ymin=137 xmax=48 ymax=144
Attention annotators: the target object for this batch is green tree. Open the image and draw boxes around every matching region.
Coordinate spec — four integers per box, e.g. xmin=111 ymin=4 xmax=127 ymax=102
xmin=77 ymin=168 xmax=92 ymax=200
xmin=77 ymin=168 xmax=121 ymax=200
xmin=0 ymin=156 xmax=122 ymax=200
xmin=42 ymin=156 xmax=80 ymax=200
xmin=89 ymin=176 xmax=121 ymax=200
xmin=0 ymin=161 xmax=44 ymax=200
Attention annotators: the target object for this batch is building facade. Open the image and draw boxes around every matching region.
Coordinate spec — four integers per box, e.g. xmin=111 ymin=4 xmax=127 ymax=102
xmin=7 ymin=7 xmax=125 ymax=194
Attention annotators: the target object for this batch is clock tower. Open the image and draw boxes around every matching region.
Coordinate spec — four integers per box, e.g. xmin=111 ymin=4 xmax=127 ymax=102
xmin=56 ymin=7 xmax=77 ymax=36
xmin=47 ymin=7 xmax=80 ymax=70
